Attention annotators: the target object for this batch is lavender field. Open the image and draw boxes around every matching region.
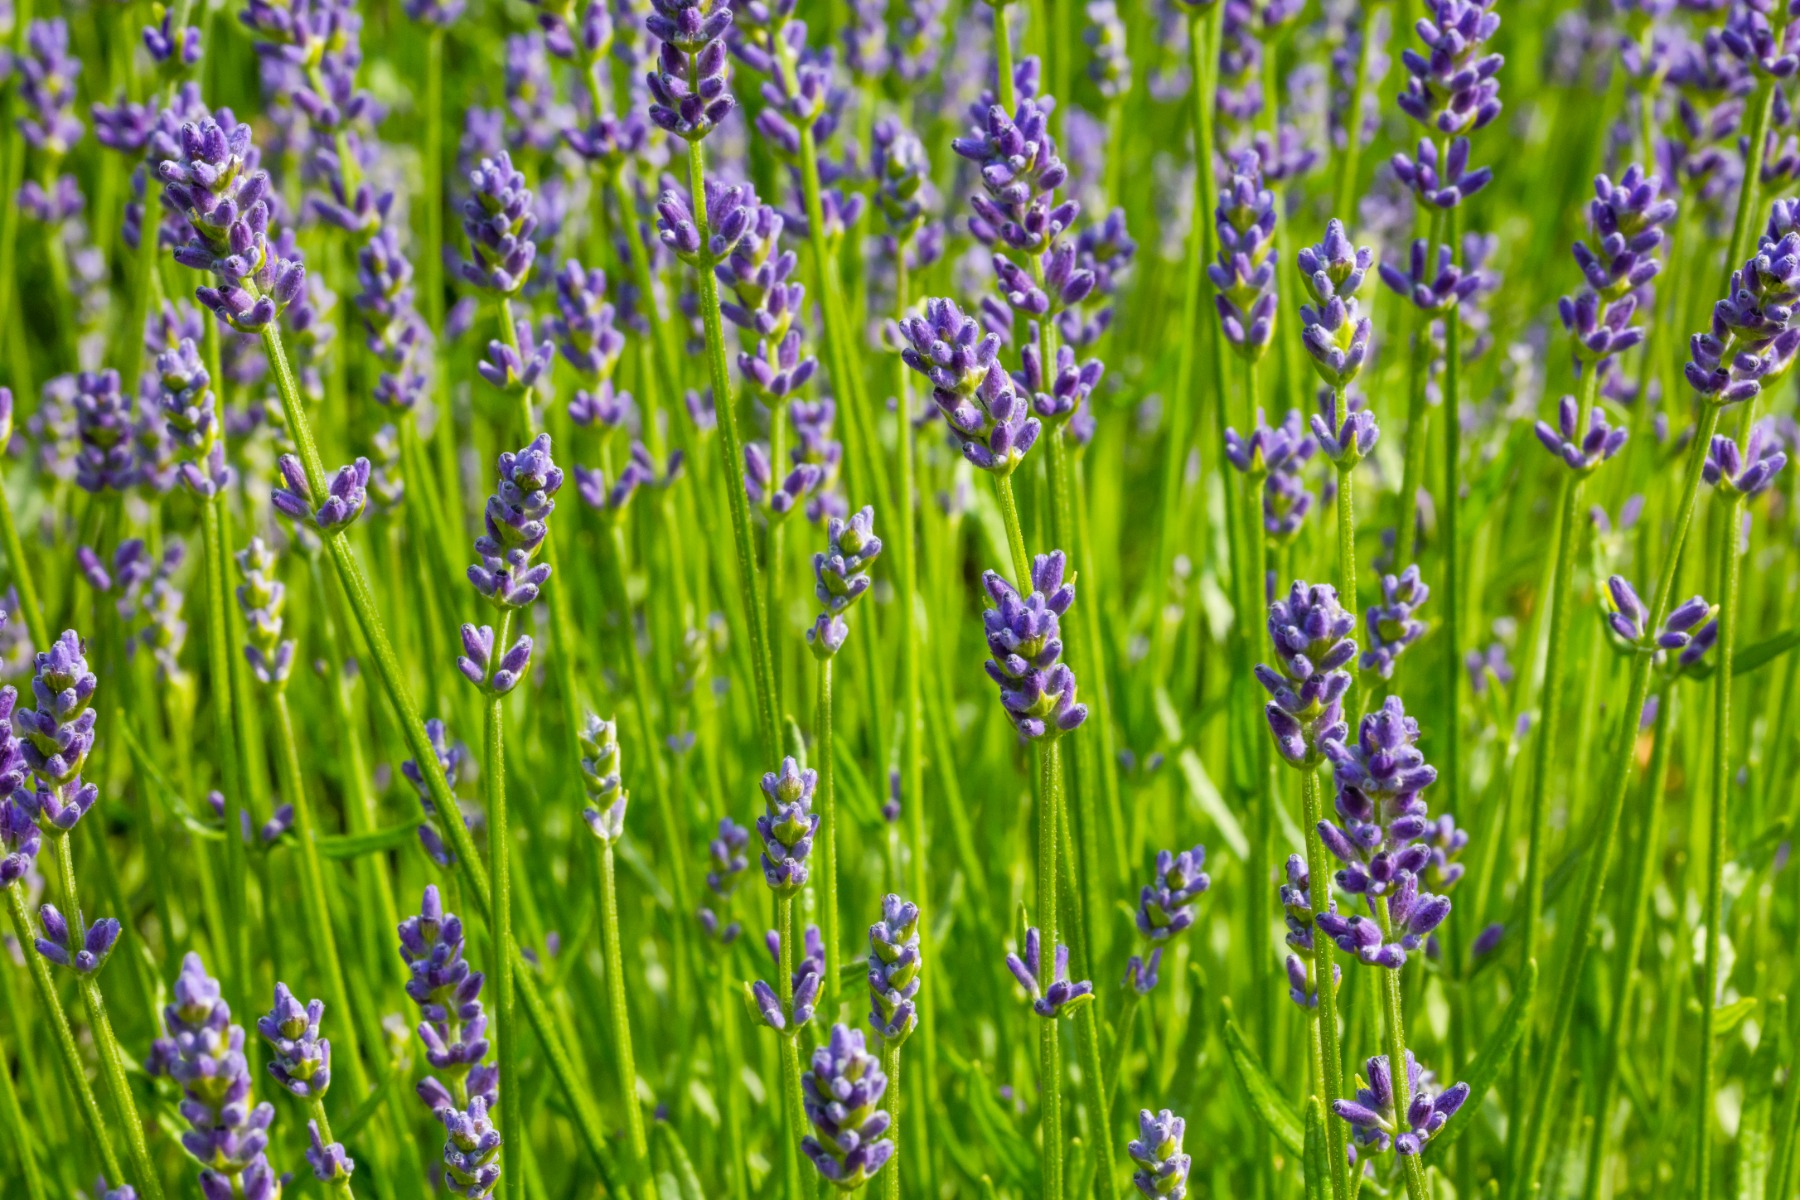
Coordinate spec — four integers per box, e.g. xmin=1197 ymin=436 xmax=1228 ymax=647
xmin=0 ymin=0 xmax=1792 ymax=1197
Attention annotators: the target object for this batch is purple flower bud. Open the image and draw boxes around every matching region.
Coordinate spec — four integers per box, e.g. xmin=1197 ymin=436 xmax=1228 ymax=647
xmin=758 ymin=757 xmax=820 ymax=895
xmin=1704 ymin=423 xmax=1789 ymax=499
xmin=1136 ymin=845 xmax=1211 ymax=942
xmin=800 ymin=1025 xmax=893 ymax=1187
xmin=1127 ymin=1108 xmax=1191 ymax=1199
xmin=1257 ymin=581 xmax=1355 ymax=766
xmin=578 ymin=714 xmax=628 ymax=843
xmin=1333 ymin=1051 xmax=1469 ymax=1156
xmin=257 ymin=983 xmax=332 ymax=1097
xmin=982 ymin=551 xmax=1088 ymax=740
xmin=1005 ymin=926 xmax=1094 ymax=1018
xmin=868 ymin=893 xmax=921 ymax=1044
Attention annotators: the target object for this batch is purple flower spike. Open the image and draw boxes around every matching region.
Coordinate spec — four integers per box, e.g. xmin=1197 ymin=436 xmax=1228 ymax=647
xmin=1125 ymin=949 xmax=1163 ymax=996
xmin=898 ymin=298 xmax=1041 ymax=476
xmin=1256 ymin=581 xmax=1356 ymax=767
xmin=1361 ymin=566 xmax=1431 ymax=678
xmin=1312 ymin=388 xmax=1380 ymax=467
xmin=1014 ymin=335 xmax=1104 ymax=427
xmin=1279 ymin=854 xmax=1343 ymax=1008
xmin=257 ymin=983 xmax=332 ymax=1098
xmin=758 ymin=757 xmax=820 ymax=896
xmin=751 ymin=924 xmax=826 ymax=1032
xmin=15 ymin=630 xmax=99 ymax=831
xmin=458 ymin=151 xmax=539 ymax=295
xmin=469 ymin=434 xmax=562 ymax=611
xmin=1320 ymin=696 xmax=1439 ymax=889
xmin=1298 ymin=220 xmax=1377 ymax=387
xmin=981 ymin=551 xmax=1088 ymax=740
xmin=1534 ymin=394 xmax=1629 ymax=474
xmin=1379 ymin=239 xmax=1486 ymax=312
xmin=800 ymin=1025 xmax=894 ymax=1188
xmin=158 ymin=116 xmax=307 ymax=333
xmin=235 ymin=539 xmax=294 ymax=688
xmin=441 ymin=1096 xmax=503 ymax=1197
xmin=34 ymin=904 xmax=120 ymax=974
xmin=1208 ymin=151 xmax=1279 ymax=360
xmin=1136 ymin=846 xmax=1211 ymax=943
xmin=478 ymin=319 xmax=554 ymax=393
xmin=1397 ymin=1 xmax=1504 ymax=139
xmin=1686 ymin=232 xmax=1800 ymax=404
xmin=578 ymin=714 xmax=628 ymax=843
xmin=17 ymin=21 xmax=84 ymax=156
xmin=306 ymin=1120 xmax=355 ymax=1184
xmin=951 ymin=96 xmax=1080 ymax=256
xmin=1005 ymin=926 xmax=1094 ymax=1019
xmin=1333 ymin=1051 xmax=1470 ymax=1156
xmin=149 ymin=952 xmax=282 ymax=1191
xmin=1391 ymin=137 xmax=1493 ymax=208
xmin=398 ymin=886 xmax=500 ymax=1118
xmin=1704 ymin=424 xmax=1789 ymax=499
xmin=657 ymin=177 xmax=755 ymax=265
xmin=808 ymin=506 xmax=882 ymax=658
xmin=1127 ymin=1108 xmax=1192 ymax=1200
xmin=1719 ymin=1 xmax=1800 ymax=77
xmin=70 ymin=371 xmax=137 ymax=495
xmin=271 ymin=455 xmax=371 ymax=532
xmin=457 ymin=624 xmax=534 ymax=696
xmin=645 ymin=0 xmax=737 ymax=141
xmin=868 ymin=894 xmax=921 ymax=1044
xmin=550 ymin=260 xmax=628 ymax=381
xmin=0 ymin=794 xmax=40 ymax=888
xmin=699 ymin=817 xmax=751 ymax=945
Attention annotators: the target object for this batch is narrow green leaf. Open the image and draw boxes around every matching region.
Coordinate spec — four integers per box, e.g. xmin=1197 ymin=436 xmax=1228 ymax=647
xmin=336 ymin=1062 xmax=402 ymax=1141
xmin=1424 ymin=959 xmax=1538 ymax=1165
xmin=1735 ymin=629 xmax=1800 ymax=677
xmin=945 ymin=1046 xmax=1038 ymax=1190
xmin=1714 ymin=997 xmax=1759 ymax=1039
xmin=315 ymin=819 xmax=426 ymax=860
xmin=653 ymin=1122 xmax=705 ymax=1200
xmin=1220 ymin=1000 xmax=1303 ymax=1156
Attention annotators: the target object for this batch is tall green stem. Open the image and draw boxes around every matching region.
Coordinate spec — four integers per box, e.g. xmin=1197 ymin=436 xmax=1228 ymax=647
xmin=599 ymin=838 xmax=655 ymax=1200
xmin=1726 ymin=81 xmax=1776 ymax=285
xmin=200 ymin=493 xmax=249 ymax=999
xmin=51 ymin=834 xmax=166 ymax=1200
xmin=1518 ymin=364 xmax=1601 ymax=977
xmin=685 ymin=138 xmax=780 ymax=765
xmin=994 ymin=474 xmax=1034 ymax=585
xmin=269 ymin=688 xmax=369 ymax=1097
xmin=5 ymin=885 xmax=124 ymax=1184
xmin=0 ymin=1031 xmax=46 ymax=1200
xmin=881 ymin=1044 xmax=903 ymax=1200
xmin=1301 ymin=768 xmax=1350 ymax=1200
xmin=1580 ymin=684 xmax=1675 ymax=1200
xmin=1037 ymin=739 xmax=1064 ymax=1200
xmin=1333 ymin=3 xmax=1386 ymax=224
xmin=0 ymin=478 xmax=47 ymax=652
xmin=1333 ymin=385 xmax=1358 ymax=610
xmin=1371 ymin=903 xmax=1429 ymax=1200
xmin=483 ymin=609 xmax=522 ymax=1200
xmin=776 ymin=895 xmax=808 ymax=1200
xmin=816 ymin=655 xmax=839 ymax=1017
xmin=995 ymin=3 xmax=1017 ymax=112
xmin=1440 ymin=211 xmax=1463 ymax=857
xmin=1510 ymin=400 xmax=1725 ymax=1200
xmin=1694 ymin=494 xmax=1744 ymax=1200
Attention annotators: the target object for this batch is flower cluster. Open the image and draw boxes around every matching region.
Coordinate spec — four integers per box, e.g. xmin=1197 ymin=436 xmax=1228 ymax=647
xmin=1361 ymin=566 xmax=1431 ymax=678
xmin=868 ymin=893 xmax=921 ymax=1044
xmin=646 ymin=0 xmax=737 ymax=141
xmin=1686 ymin=231 xmax=1800 ymax=404
xmin=158 ymin=117 xmax=308 ymax=333
xmin=273 ymin=456 xmax=371 ymax=532
xmin=807 ymin=506 xmax=882 ymax=657
xmin=1392 ymin=0 xmax=1503 ymax=207
xmin=1227 ymin=408 xmax=1317 ymax=544
xmin=699 ymin=817 xmax=751 ymax=944
xmin=15 ymin=631 xmax=100 ymax=832
xmin=149 ymin=953 xmax=283 ymax=1197
xmin=980 ymin=551 xmax=1088 ymax=740
xmin=897 ymin=298 xmax=1040 ymax=475
xmin=1603 ymin=575 xmax=1718 ymax=677
xmin=235 ymin=539 xmax=294 ymax=688
xmin=1256 ymin=581 xmax=1355 ymax=767
xmin=1280 ymin=855 xmax=1342 ymax=1008
xmin=150 ymin=334 xmax=232 ymax=497
xmin=1298 ymin=220 xmax=1376 ymax=389
xmin=578 ymin=714 xmax=628 ymax=843
xmin=1209 ymin=151 xmax=1279 ymax=358
xmin=1534 ymin=393 xmax=1629 ymax=474
xmin=458 ymin=151 xmax=539 ymax=295
xmin=397 ymin=885 xmax=502 ymax=1125
xmin=1334 ymin=1051 xmax=1469 ymax=1156
xmin=1127 ymin=1108 xmax=1192 ymax=1200
xmin=751 ymin=923 xmax=825 ymax=1032
xmin=800 ymin=1025 xmax=894 ymax=1188
xmin=757 ymin=756 xmax=819 ymax=896
xmin=465 ymin=432 xmax=562 ymax=694
xmin=1005 ymin=926 xmax=1093 ymax=1018
xmin=356 ymin=227 xmax=432 ymax=411
xmin=1704 ymin=424 xmax=1789 ymax=499
xmin=1560 ymin=165 xmax=1674 ymax=368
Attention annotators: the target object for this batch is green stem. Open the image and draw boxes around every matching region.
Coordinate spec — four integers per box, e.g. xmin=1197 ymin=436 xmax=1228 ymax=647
xmin=717 ymin=956 xmax=750 ymax=1200
xmin=270 ymin=690 xmax=369 ymax=1095
xmin=1333 ymin=2 xmax=1385 ymax=223
xmin=1333 ymin=387 xmax=1358 ymax=609
xmin=1038 ymin=738 xmax=1064 ymax=1200
xmin=200 ymin=491 xmax=250 ymax=999
xmin=1511 ymin=399 xmax=1724 ymax=1200
xmin=1580 ymin=684 xmax=1675 ymax=1200
xmin=1302 ymin=767 xmax=1350 ymax=1200
xmin=0 ymin=475 xmax=47 ymax=652
xmin=994 ymin=474 xmax=1034 ymax=588
xmin=1101 ymin=986 xmax=1141 ymax=1114
xmin=50 ymin=834 xmax=165 ymax=1200
xmin=881 ymin=1043 xmax=903 ymax=1200
xmin=1370 ymin=900 xmax=1429 ymax=1200
xmin=816 ymin=654 xmax=839 ymax=1017
xmin=686 ymin=138 xmax=781 ymax=765
xmin=599 ymin=838 xmax=655 ymax=1200
xmin=1441 ymin=213 xmax=1462 ymax=861
xmin=776 ymin=895 xmax=807 ymax=1200
xmin=1726 ymin=81 xmax=1776 ymax=285
xmin=4 ymin=885 xmax=124 ymax=1184
xmin=0 ymin=1031 xmax=46 ymax=1200
xmin=1519 ymin=363 xmax=1601 ymax=978
xmin=483 ymin=609 xmax=522 ymax=1200
xmin=995 ymin=3 xmax=1017 ymax=112
xmin=1694 ymin=494 xmax=1745 ymax=1200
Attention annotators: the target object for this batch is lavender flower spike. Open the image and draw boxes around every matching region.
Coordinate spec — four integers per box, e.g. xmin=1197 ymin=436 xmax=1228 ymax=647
xmin=236 ymin=539 xmax=295 ymax=687
xmin=0 ymin=796 xmax=40 ymax=888
xmin=1208 ymin=151 xmax=1279 ymax=359
xmin=149 ymin=953 xmax=281 ymax=1197
xmin=1136 ymin=846 xmax=1211 ymax=942
xmin=868 ymin=893 xmax=921 ymax=1045
xmin=758 ymin=757 xmax=820 ymax=896
xmin=458 ymin=151 xmax=539 ymax=295
xmin=1007 ymin=927 xmax=1093 ymax=1018
xmin=272 ymin=454 xmax=371 ymax=532
xmin=699 ymin=818 xmax=750 ymax=945
xmin=257 ymin=983 xmax=333 ymax=1098
xmin=456 ymin=623 xmax=534 ymax=697
xmin=34 ymin=904 xmax=120 ymax=973
xmin=645 ymin=0 xmax=737 ymax=142
xmin=578 ymin=714 xmax=628 ymax=842
xmin=750 ymin=924 xmax=826 ymax=1032
xmin=470 ymin=434 xmax=563 ymax=611
xmin=897 ymin=298 xmax=1041 ymax=475
xmin=1704 ymin=425 xmax=1788 ymax=499
xmin=1686 ymin=233 xmax=1800 ymax=405
xmin=801 ymin=1025 xmax=894 ymax=1188
xmin=1333 ymin=1051 xmax=1470 ymax=1156
xmin=307 ymin=1120 xmax=355 ymax=1184
xmin=1298 ymin=220 xmax=1376 ymax=388
xmin=1319 ymin=695 xmax=1438 ymax=896
xmin=809 ymin=506 xmax=883 ymax=658
xmin=397 ymin=885 xmax=500 ymax=1116
xmin=1534 ymin=394 xmax=1628 ymax=475
xmin=1127 ymin=1108 xmax=1192 ymax=1200
xmin=1312 ymin=388 xmax=1379 ymax=467
xmin=158 ymin=116 xmax=307 ymax=333
xmin=1256 ymin=581 xmax=1356 ymax=766
xmin=1360 ymin=565 xmax=1431 ymax=678
xmin=981 ymin=551 xmax=1088 ymax=739
xmin=16 ymin=630 xmax=99 ymax=832
xmin=441 ymin=1097 xmax=503 ymax=1198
